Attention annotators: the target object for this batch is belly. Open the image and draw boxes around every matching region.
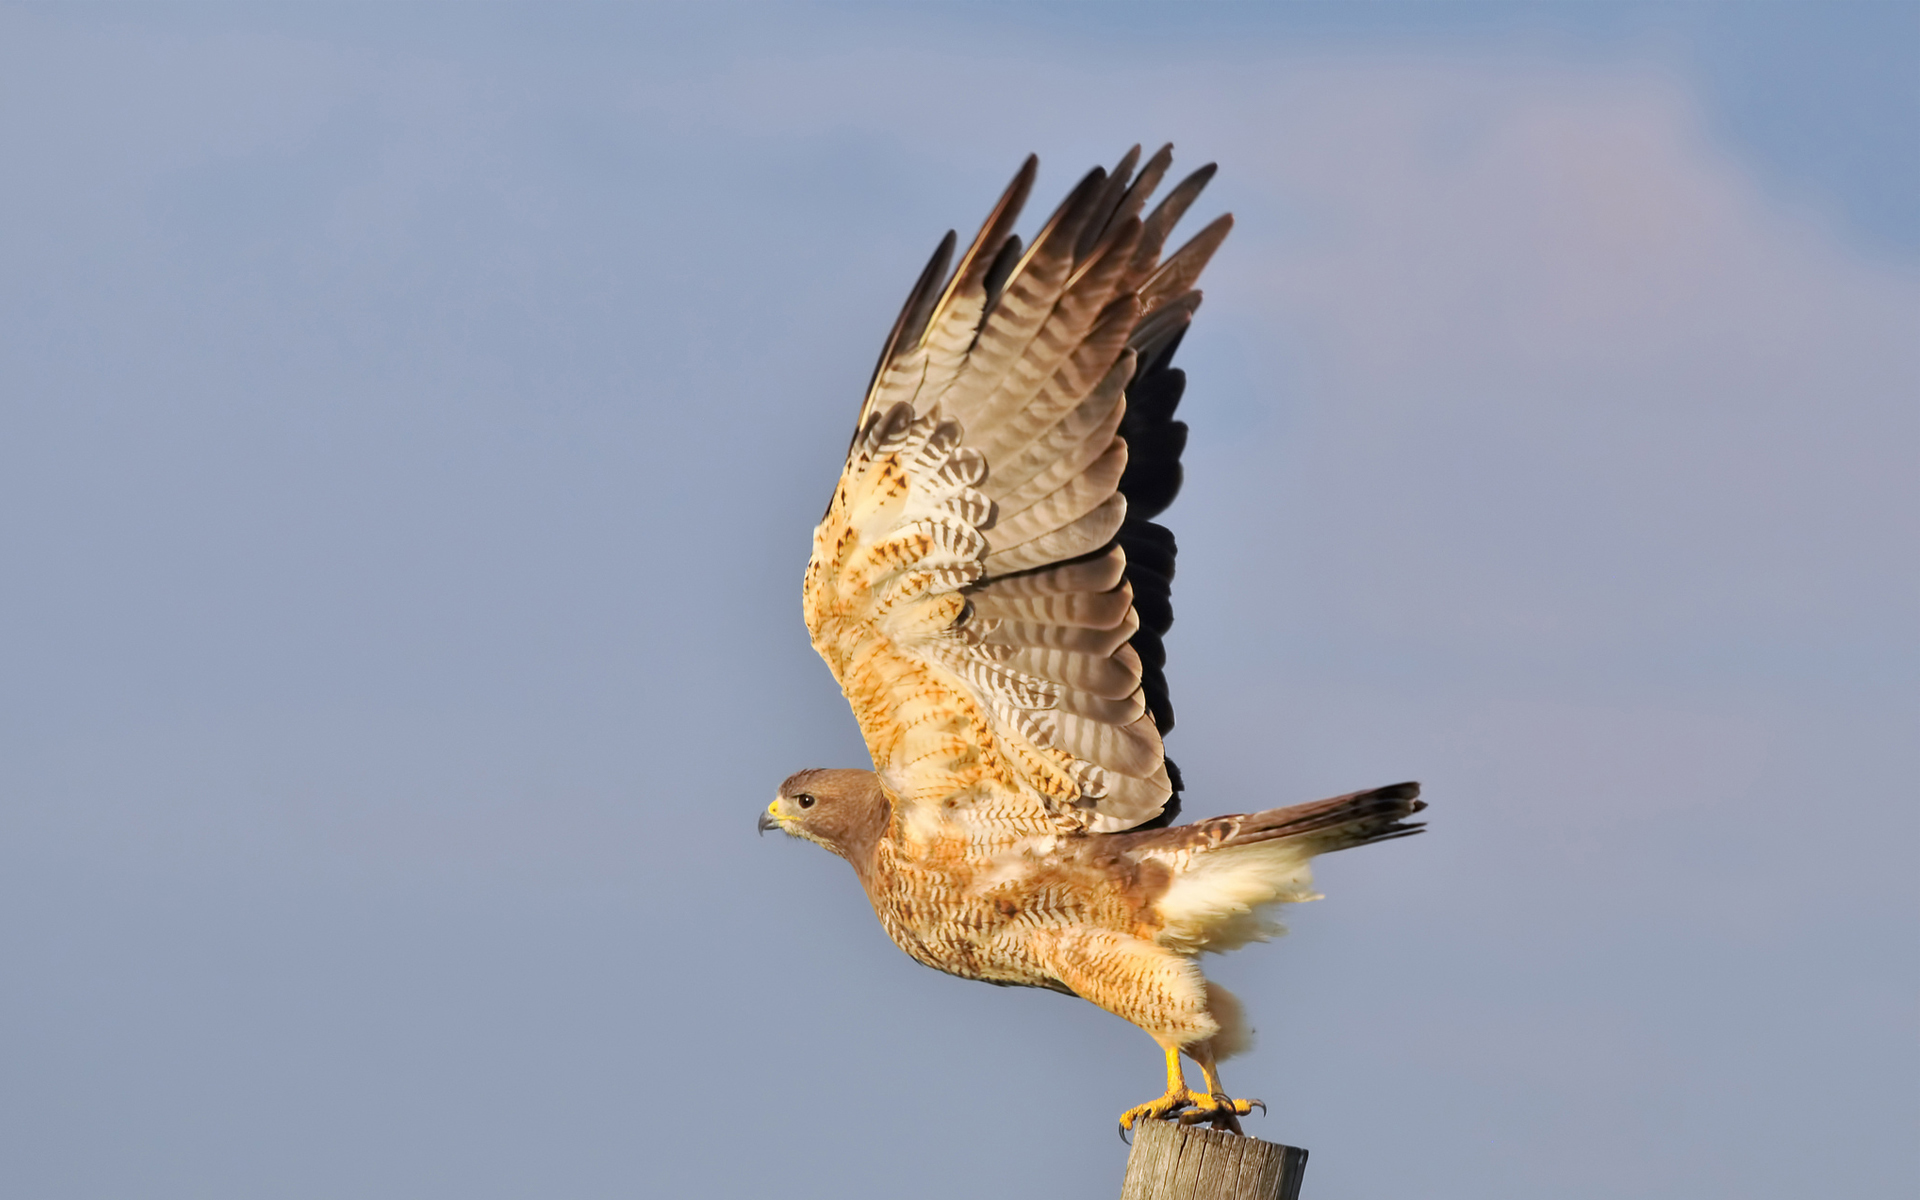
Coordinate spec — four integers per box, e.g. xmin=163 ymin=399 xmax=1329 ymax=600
xmin=864 ymin=858 xmax=1094 ymax=992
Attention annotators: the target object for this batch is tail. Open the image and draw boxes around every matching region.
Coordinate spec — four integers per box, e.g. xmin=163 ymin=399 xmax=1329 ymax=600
xmin=1218 ymin=781 xmax=1426 ymax=855
xmin=1142 ymin=782 xmax=1425 ymax=955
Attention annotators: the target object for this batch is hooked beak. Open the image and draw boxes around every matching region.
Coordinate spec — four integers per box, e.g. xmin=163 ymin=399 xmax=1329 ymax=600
xmin=757 ymin=809 xmax=780 ymax=836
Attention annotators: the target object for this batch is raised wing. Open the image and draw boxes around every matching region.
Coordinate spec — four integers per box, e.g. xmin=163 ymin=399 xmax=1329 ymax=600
xmin=804 ymin=146 xmax=1229 ymax=839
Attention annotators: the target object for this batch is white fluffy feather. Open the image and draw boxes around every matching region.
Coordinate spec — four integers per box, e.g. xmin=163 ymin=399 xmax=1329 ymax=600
xmin=1152 ymin=841 xmax=1326 ymax=955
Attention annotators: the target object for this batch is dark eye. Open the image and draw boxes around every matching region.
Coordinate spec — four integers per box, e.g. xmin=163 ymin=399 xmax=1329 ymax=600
xmin=796 ymin=794 xmax=816 ymax=809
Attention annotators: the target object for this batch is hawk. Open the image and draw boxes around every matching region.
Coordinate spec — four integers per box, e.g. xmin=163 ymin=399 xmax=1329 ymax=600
xmin=761 ymin=147 xmax=1425 ymax=1135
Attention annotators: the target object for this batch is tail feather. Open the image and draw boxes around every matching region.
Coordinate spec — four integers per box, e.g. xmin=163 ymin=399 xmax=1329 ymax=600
xmin=1220 ymin=781 xmax=1426 ymax=854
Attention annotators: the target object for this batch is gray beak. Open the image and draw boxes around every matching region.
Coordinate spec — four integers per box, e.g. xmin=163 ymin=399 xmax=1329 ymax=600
xmin=757 ymin=810 xmax=778 ymax=836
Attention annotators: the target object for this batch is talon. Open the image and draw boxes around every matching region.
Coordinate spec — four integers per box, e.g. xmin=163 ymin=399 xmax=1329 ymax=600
xmin=1117 ymin=1088 xmax=1202 ymax=1133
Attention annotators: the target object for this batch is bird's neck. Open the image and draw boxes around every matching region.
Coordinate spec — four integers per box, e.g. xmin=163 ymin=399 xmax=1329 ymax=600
xmin=835 ymin=782 xmax=893 ymax=889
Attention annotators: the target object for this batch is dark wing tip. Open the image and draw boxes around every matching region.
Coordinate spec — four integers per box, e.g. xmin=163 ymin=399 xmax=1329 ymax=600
xmin=857 ymin=229 xmax=957 ymax=429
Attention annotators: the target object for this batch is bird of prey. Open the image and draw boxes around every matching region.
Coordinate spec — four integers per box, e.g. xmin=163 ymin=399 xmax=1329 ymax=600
xmin=761 ymin=146 xmax=1425 ymax=1136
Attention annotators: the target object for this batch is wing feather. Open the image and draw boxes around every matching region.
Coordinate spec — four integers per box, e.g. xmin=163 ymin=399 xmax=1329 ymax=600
xmin=1141 ymin=213 xmax=1233 ymax=315
xmin=1053 ymin=687 xmax=1148 ymax=725
xmin=804 ymin=149 xmax=1226 ymax=838
xmin=1134 ymin=163 xmax=1218 ymax=289
xmin=986 ymin=441 xmax=1128 ymax=551
xmin=963 ymin=222 xmax=1143 ymax=454
xmin=979 ymin=349 xmax=1132 ymax=503
xmin=1003 ymin=643 xmax=1144 ymax=700
xmin=982 ymin=492 xmax=1127 ymax=575
xmin=971 ymin=545 xmax=1126 ymax=598
xmin=938 ymin=169 xmax=1110 ymax=430
xmin=988 ymin=610 xmax=1141 ymax=656
xmin=968 ymin=582 xmax=1134 ymax=629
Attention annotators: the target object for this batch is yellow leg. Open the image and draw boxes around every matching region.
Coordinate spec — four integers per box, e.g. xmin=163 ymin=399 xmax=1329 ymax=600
xmin=1181 ymin=1042 xmax=1264 ymax=1135
xmin=1118 ymin=1042 xmax=1265 ymax=1138
xmin=1117 ymin=1045 xmax=1191 ymax=1136
xmin=1199 ymin=1058 xmax=1228 ymax=1095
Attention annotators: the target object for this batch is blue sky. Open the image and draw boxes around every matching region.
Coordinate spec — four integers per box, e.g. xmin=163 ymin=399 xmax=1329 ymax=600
xmin=1 ymin=4 xmax=1914 ymax=1199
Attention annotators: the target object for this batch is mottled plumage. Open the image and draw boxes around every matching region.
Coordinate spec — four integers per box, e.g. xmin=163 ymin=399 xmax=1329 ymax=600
xmin=766 ymin=148 xmax=1425 ymax=1134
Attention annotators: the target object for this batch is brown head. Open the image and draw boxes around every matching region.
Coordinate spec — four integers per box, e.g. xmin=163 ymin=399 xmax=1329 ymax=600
xmin=759 ymin=768 xmax=891 ymax=871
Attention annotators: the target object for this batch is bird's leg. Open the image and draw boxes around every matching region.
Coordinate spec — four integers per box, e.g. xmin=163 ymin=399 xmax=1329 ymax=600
xmin=1024 ymin=928 xmax=1239 ymax=1138
xmin=1117 ymin=1043 xmax=1198 ymax=1136
xmin=1176 ymin=1041 xmax=1264 ymax=1135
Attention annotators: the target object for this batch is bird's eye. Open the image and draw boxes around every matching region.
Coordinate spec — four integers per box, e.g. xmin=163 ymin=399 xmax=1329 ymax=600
xmin=796 ymin=794 xmax=816 ymax=809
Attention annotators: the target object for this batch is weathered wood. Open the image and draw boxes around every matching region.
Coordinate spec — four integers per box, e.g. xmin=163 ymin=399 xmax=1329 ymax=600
xmin=1120 ymin=1121 xmax=1307 ymax=1200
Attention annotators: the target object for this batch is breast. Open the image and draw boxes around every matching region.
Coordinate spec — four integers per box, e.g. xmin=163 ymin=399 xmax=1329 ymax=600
xmin=861 ymin=833 xmax=1135 ymax=988
xmin=864 ymin=842 xmax=1004 ymax=979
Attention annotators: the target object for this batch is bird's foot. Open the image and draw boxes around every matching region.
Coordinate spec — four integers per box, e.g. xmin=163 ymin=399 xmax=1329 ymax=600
xmin=1118 ymin=1089 xmax=1264 ymax=1139
xmin=1177 ymin=1091 xmax=1263 ymax=1136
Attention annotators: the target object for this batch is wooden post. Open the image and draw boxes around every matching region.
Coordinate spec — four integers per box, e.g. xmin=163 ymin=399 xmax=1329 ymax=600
xmin=1119 ymin=1121 xmax=1308 ymax=1200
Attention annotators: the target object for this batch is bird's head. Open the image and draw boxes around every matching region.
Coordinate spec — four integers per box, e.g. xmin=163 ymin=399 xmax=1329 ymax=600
xmin=760 ymin=768 xmax=890 ymax=862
